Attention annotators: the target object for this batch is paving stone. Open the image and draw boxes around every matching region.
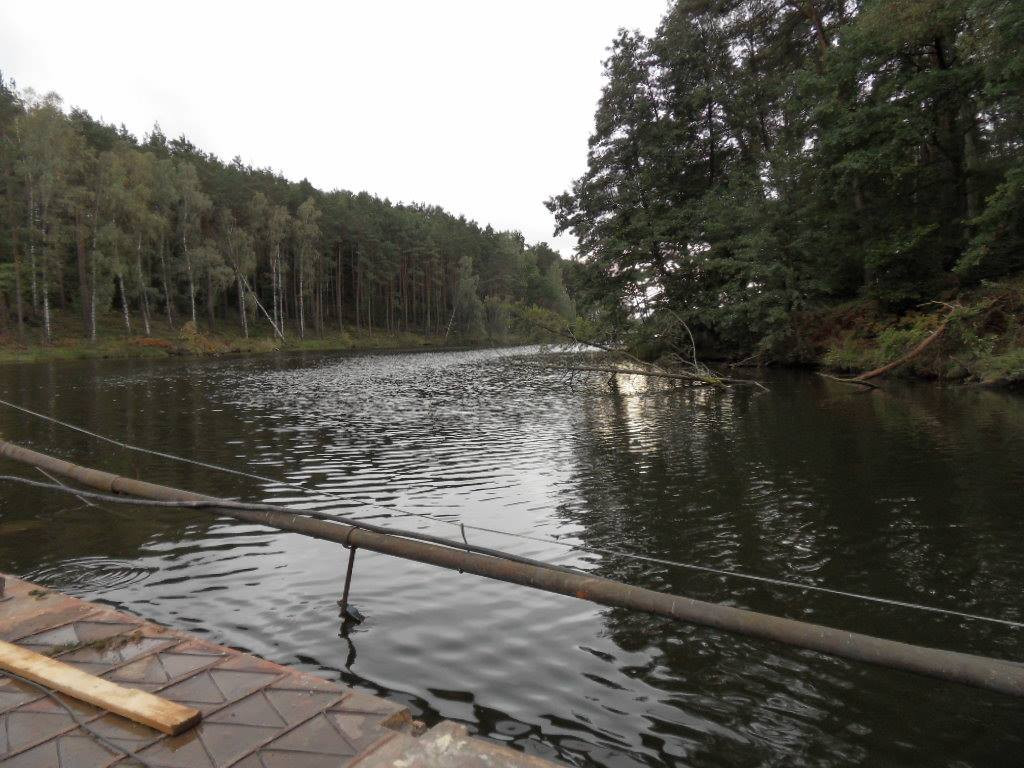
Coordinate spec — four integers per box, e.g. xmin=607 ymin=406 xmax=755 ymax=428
xmin=106 ymin=649 xmax=220 ymax=687
xmin=263 ymin=688 xmax=344 ymax=725
xmin=263 ymin=711 xmax=361 ymax=756
xmin=158 ymin=671 xmax=227 ymax=706
xmin=206 ymin=691 xmax=289 ymax=729
xmin=15 ymin=623 xmax=79 ymax=653
xmin=269 ymin=672 xmax=347 ymax=693
xmin=336 ymin=689 xmax=406 ymax=718
xmin=136 ymin=729 xmax=216 ymax=767
xmin=0 ymin=677 xmax=42 ymax=715
xmin=208 ymin=668 xmax=279 ymax=700
xmin=197 ymin=721 xmax=279 ymax=765
xmin=1 ymin=706 xmax=76 ymax=755
xmin=86 ymin=712 xmax=163 ymax=754
xmin=58 ymin=635 xmax=169 ymax=668
xmin=0 ymin=583 xmax=94 ymax=643
xmin=1 ymin=729 xmax=121 ymax=768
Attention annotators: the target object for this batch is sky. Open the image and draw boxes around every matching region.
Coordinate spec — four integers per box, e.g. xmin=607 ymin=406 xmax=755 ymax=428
xmin=0 ymin=1 xmax=668 ymax=257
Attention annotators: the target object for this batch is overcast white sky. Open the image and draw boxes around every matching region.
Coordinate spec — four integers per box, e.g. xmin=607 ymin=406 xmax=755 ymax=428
xmin=1 ymin=1 xmax=668 ymax=257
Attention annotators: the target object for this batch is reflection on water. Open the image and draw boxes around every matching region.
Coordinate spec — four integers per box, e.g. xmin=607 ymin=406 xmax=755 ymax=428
xmin=1 ymin=347 xmax=1023 ymax=767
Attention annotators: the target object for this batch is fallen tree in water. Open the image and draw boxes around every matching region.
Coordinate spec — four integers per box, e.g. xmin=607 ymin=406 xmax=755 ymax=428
xmin=520 ymin=314 xmax=767 ymax=391
xmin=821 ymin=303 xmax=960 ymax=389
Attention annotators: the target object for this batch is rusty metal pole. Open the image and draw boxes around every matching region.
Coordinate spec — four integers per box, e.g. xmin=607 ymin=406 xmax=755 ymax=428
xmin=2 ymin=438 xmax=1024 ymax=698
xmin=337 ymin=545 xmax=362 ymax=623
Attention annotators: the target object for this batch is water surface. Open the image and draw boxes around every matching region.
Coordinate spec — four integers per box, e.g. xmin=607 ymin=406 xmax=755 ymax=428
xmin=1 ymin=347 xmax=1022 ymax=767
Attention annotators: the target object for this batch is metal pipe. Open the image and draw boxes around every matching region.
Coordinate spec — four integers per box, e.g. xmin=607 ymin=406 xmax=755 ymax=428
xmin=339 ymin=546 xmax=357 ymax=617
xmin=2 ymin=438 xmax=1023 ymax=698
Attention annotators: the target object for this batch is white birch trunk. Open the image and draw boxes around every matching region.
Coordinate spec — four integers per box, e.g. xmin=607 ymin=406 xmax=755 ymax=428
xmin=186 ymin=262 xmax=196 ymax=324
xmin=28 ymin=190 xmax=38 ymax=311
xmin=137 ymin=236 xmax=151 ymax=336
xmin=90 ymin=264 xmax=97 ymax=342
xmin=271 ymin=245 xmax=279 ymax=331
xmin=237 ymin=274 xmax=248 ymax=338
xmin=159 ymin=242 xmax=173 ymax=327
xmin=298 ymin=260 xmax=305 ymax=340
xmin=39 ymin=201 xmax=50 ymax=342
xmin=118 ymin=272 xmax=132 ymax=335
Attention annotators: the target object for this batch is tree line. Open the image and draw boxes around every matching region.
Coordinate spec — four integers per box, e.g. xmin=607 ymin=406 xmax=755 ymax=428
xmin=551 ymin=0 xmax=1024 ymax=355
xmin=0 ymin=79 xmax=573 ymax=344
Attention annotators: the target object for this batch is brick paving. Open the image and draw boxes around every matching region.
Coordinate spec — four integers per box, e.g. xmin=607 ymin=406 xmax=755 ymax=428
xmin=0 ymin=574 xmax=559 ymax=768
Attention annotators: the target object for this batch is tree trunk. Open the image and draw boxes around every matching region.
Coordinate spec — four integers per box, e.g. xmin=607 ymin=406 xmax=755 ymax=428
xmin=89 ymin=258 xmax=97 ymax=343
xmin=117 ymin=272 xmax=132 ymax=335
xmin=805 ymin=1 xmax=828 ymax=54
xmin=367 ymin=276 xmax=373 ymax=334
xmin=353 ymin=257 xmax=360 ymax=331
xmin=297 ymin=256 xmax=305 ymax=340
xmin=205 ymin=270 xmax=215 ymax=330
xmin=961 ymin=99 xmax=982 ymax=221
xmin=89 ymin=215 xmax=99 ymax=342
xmin=314 ymin=257 xmax=322 ymax=337
xmin=335 ymin=245 xmax=344 ymax=332
xmin=237 ymin=274 xmax=248 ymax=338
xmin=271 ymin=244 xmax=280 ymax=332
xmin=39 ymin=203 xmax=51 ymax=343
xmin=184 ymin=232 xmax=197 ymax=324
xmin=186 ymin=263 xmax=197 ymax=324
xmin=28 ymin=190 xmax=38 ymax=312
xmin=136 ymin=236 xmax=151 ymax=336
xmin=12 ymin=223 xmax=24 ymax=339
xmin=75 ymin=208 xmax=91 ymax=336
xmin=277 ymin=253 xmax=285 ymax=337
xmin=159 ymin=238 xmax=174 ymax=328
xmin=41 ymin=285 xmax=51 ymax=342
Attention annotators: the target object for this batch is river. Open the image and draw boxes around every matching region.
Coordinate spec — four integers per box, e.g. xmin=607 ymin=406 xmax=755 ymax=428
xmin=1 ymin=346 xmax=1022 ymax=767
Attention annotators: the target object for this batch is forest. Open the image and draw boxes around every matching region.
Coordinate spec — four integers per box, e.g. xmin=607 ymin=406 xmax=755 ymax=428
xmin=553 ymin=0 xmax=1024 ymax=381
xmin=0 ymin=77 xmax=573 ymax=354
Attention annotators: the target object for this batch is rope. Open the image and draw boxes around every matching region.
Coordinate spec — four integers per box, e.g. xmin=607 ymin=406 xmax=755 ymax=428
xmin=3 ymin=670 xmax=158 ymax=767
xmin=2 ymin=397 xmax=1022 ymax=630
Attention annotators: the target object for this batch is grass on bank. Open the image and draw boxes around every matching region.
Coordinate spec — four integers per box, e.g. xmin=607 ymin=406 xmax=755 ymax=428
xmin=0 ymin=310 xmax=516 ymax=365
xmin=795 ymin=277 xmax=1024 ymax=387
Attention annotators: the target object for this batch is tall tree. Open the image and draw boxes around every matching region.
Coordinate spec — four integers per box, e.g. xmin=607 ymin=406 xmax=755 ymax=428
xmin=172 ymin=161 xmax=211 ymax=325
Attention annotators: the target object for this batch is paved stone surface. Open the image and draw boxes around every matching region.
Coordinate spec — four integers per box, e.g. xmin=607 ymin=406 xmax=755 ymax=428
xmin=0 ymin=573 xmax=560 ymax=768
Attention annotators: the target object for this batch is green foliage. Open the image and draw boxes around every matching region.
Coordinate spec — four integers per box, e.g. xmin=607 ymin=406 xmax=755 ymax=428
xmin=553 ymin=0 xmax=1024 ymax=356
xmin=958 ymin=162 xmax=1024 ymax=280
xmin=973 ymin=349 xmax=1024 ymax=387
xmin=0 ymin=73 xmax=572 ymax=345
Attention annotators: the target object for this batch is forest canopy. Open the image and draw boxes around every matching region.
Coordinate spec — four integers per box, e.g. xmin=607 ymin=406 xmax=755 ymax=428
xmin=550 ymin=0 xmax=1024 ymax=357
xmin=0 ymin=79 xmax=574 ymax=345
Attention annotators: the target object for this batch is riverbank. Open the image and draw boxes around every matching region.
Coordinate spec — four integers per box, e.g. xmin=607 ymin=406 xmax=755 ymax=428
xmin=0 ymin=311 xmax=542 ymax=365
xmin=780 ymin=278 xmax=1024 ymax=388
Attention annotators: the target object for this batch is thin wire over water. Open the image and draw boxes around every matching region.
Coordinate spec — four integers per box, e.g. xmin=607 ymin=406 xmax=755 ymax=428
xmin=2 ymin=397 xmax=1022 ymax=630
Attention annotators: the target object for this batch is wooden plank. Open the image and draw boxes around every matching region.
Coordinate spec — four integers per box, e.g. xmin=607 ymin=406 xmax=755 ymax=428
xmin=0 ymin=639 xmax=201 ymax=735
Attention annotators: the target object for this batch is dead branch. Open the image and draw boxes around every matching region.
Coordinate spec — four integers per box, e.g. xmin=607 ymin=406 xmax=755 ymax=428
xmin=528 ymin=363 xmax=725 ymax=386
xmin=823 ymin=303 xmax=959 ymax=388
xmin=520 ymin=314 xmax=768 ymax=390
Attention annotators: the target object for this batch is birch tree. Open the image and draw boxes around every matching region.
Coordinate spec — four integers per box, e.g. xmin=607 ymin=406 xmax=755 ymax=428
xmin=15 ymin=92 xmax=75 ymax=342
xmin=294 ymin=197 xmax=321 ymax=340
xmin=172 ymin=162 xmax=210 ymax=325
